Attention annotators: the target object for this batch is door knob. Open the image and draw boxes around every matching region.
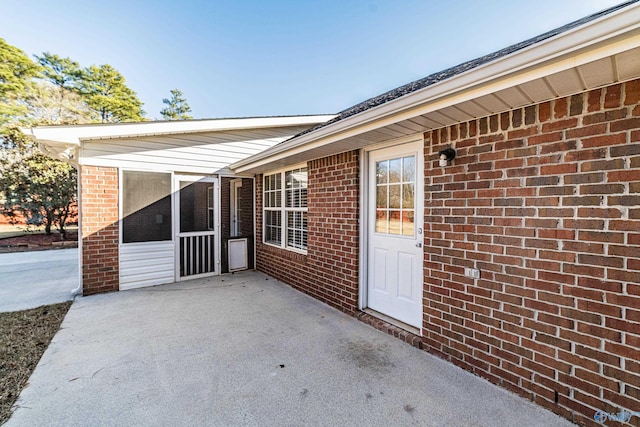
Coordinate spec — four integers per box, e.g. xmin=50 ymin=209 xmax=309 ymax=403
xmin=416 ymin=242 xmax=423 ymax=248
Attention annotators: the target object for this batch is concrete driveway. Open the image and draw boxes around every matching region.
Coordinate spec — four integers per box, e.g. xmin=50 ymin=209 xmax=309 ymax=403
xmin=7 ymin=271 xmax=572 ymax=426
xmin=0 ymin=248 xmax=78 ymax=312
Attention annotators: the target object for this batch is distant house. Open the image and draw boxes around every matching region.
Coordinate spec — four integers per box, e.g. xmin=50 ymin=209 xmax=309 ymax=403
xmin=23 ymin=1 xmax=640 ymax=425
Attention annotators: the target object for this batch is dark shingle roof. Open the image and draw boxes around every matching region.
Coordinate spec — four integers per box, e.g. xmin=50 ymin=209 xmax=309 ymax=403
xmin=294 ymin=0 xmax=638 ymax=139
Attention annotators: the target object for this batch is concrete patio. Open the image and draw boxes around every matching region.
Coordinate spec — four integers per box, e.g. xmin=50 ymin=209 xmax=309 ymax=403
xmin=7 ymin=271 xmax=573 ymax=426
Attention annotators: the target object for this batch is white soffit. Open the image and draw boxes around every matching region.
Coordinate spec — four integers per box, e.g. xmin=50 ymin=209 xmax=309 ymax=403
xmin=579 ymin=57 xmax=616 ymax=88
xmin=545 ymin=68 xmax=586 ymax=97
xmin=473 ymin=93 xmax=510 ymax=114
xmin=617 ymin=47 xmax=640 ymax=80
xmin=518 ymin=78 xmax=557 ymax=100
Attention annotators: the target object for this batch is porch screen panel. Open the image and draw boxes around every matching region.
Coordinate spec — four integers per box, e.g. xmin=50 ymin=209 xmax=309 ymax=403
xmin=122 ymin=171 xmax=172 ymax=243
xmin=180 ymin=181 xmax=212 ymax=232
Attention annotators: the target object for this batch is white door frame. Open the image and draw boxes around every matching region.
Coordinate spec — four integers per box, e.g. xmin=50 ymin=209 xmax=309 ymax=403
xmin=230 ymin=178 xmax=243 ymax=236
xmin=359 ymin=134 xmax=424 ymax=332
xmin=173 ymin=174 xmax=220 ymax=281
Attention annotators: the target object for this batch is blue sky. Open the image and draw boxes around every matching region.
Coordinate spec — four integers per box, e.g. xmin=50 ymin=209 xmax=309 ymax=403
xmin=2 ymin=0 xmax=624 ymax=120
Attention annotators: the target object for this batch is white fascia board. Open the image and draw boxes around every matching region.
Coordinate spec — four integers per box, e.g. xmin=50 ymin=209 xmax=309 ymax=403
xmin=232 ymin=3 xmax=640 ymax=173
xmin=21 ymin=115 xmax=335 ymax=148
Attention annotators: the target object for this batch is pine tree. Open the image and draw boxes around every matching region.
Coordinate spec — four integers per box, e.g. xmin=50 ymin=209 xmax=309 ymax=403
xmin=0 ymin=38 xmax=41 ymax=125
xmin=35 ymin=52 xmax=83 ymax=91
xmin=80 ymin=64 xmax=145 ymax=123
xmin=31 ymin=53 xmax=91 ymax=125
xmin=160 ymin=88 xmax=193 ymax=120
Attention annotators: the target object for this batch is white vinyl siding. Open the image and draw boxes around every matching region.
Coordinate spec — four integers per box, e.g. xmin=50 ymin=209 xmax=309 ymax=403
xmin=119 ymin=241 xmax=174 ymax=290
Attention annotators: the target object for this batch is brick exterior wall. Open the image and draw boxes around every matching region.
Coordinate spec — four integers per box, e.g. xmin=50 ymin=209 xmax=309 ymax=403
xmin=424 ymin=79 xmax=640 ymax=426
xmin=253 ymin=80 xmax=639 ymax=425
xmin=80 ymin=165 xmax=119 ymax=295
xmin=255 ymin=151 xmax=360 ymax=314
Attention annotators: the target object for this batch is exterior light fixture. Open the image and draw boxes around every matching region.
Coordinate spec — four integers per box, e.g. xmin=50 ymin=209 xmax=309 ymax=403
xmin=438 ymin=148 xmax=456 ymax=167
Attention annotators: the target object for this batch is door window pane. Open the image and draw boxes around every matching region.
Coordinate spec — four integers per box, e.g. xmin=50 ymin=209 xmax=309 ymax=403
xmin=402 ymin=211 xmax=415 ymax=236
xmin=376 ymin=160 xmax=388 ymax=184
xmin=389 ymin=158 xmax=401 ymax=183
xmin=375 ymin=210 xmax=388 ymax=233
xmin=389 ymin=210 xmax=401 ymax=234
xmin=375 ymin=154 xmax=416 ymax=237
xmin=122 ymin=171 xmax=172 ymax=243
xmin=402 ymin=184 xmax=414 ymax=209
xmin=402 ymin=156 xmax=415 ymax=182
xmin=389 ymin=184 xmax=401 ymax=209
xmin=376 ymin=186 xmax=387 ymax=208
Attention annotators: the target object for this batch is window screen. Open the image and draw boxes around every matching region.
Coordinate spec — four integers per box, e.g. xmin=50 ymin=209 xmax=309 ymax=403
xmin=122 ymin=171 xmax=172 ymax=243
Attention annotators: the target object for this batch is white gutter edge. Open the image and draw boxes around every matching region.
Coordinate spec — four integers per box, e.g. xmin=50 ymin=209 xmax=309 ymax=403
xmin=231 ymin=3 xmax=640 ymax=173
xmin=21 ymin=115 xmax=336 ymax=146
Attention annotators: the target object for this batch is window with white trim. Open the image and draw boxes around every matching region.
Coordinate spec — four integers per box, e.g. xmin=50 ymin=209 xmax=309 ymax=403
xmin=263 ymin=167 xmax=308 ymax=251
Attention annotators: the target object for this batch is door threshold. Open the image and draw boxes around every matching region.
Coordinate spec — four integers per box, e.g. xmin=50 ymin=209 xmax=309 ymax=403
xmin=363 ymin=308 xmax=421 ymax=336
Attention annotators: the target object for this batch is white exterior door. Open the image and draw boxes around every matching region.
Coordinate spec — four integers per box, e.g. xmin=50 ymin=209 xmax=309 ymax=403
xmin=367 ymin=140 xmax=424 ymax=328
xmin=174 ymin=175 xmax=219 ymax=280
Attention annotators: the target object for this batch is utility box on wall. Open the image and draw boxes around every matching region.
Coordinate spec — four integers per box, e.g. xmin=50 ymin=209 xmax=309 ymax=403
xmin=221 ymin=236 xmax=254 ymax=273
xmin=228 ymin=238 xmax=248 ymax=271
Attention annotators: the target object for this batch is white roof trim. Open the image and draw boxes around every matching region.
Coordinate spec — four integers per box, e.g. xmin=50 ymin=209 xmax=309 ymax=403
xmin=22 ymin=115 xmax=335 ymax=147
xmin=232 ymin=2 xmax=640 ymax=173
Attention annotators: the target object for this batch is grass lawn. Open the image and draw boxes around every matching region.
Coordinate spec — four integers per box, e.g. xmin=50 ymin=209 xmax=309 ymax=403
xmin=0 ymin=302 xmax=72 ymax=425
xmin=0 ymin=225 xmax=45 ymax=240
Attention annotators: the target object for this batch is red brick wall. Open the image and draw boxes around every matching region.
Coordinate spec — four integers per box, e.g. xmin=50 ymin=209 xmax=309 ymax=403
xmin=424 ymin=79 xmax=640 ymax=426
xmin=255 ymin=151 xmax=360 ymax=313
xmin=80 ymin=165 xmax=119 ymax=295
